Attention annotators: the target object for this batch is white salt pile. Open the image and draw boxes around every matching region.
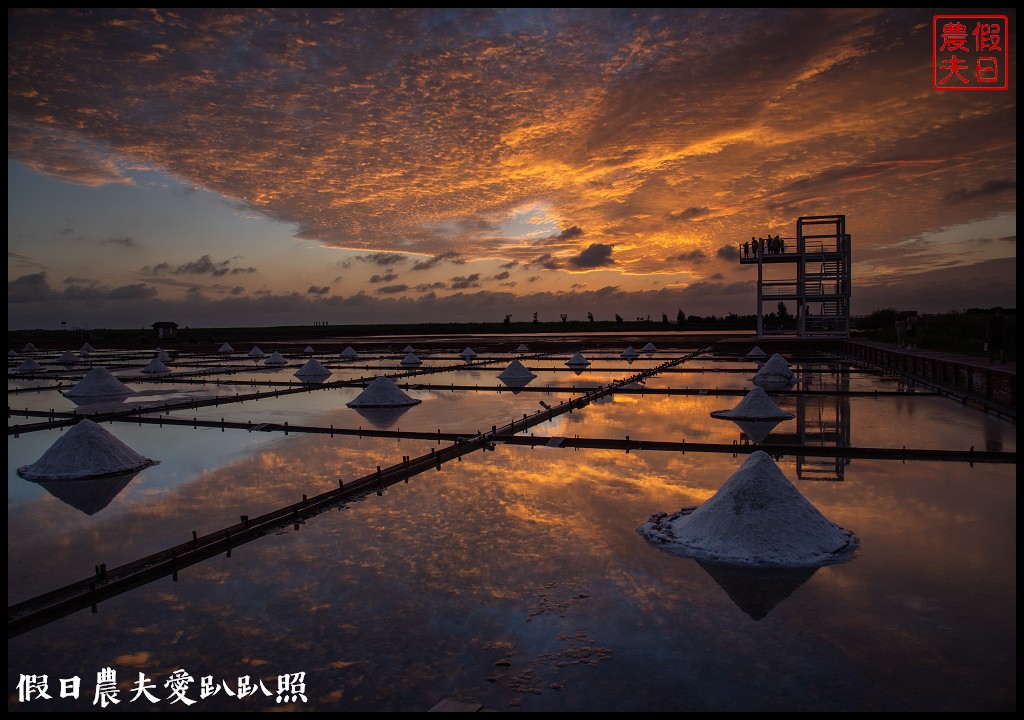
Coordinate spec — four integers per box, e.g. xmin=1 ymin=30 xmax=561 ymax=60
xmin=294 ymin=358 xmax=332 ymax=378
xmin=566 ymin=351 xmax=590 ymax=367
xmin=515 ymin=343 xmax=530 ymax=353
xmin=621 ymin=346 xmax=639 ymax=359
xmin=340 ymin=346 xmax=359 ymax=360
xmin=57 ymin=350 xmax=79 ymax=365
xmin=81 ymin=343 xmax=95 ymax=353
xmin=710 ymin=386 xmax=794 ymax=420
xmin=248 ymin=346 xmax=265 ymax=359
xmin=400 ymin=352 xmax=422 ymax=366
xmin=22 ymin=343 xmax=37 ymax=352
xmin=17 ymin=418 xmax=156 ymax=480
xmin=498 ymin=359 xmax=537 ymax=380
xmin=140 ymin=358 xmax=170 ymax=374
xmin=8 ymin=349 xmax=16 ymax=358
xmin=747 ymin=346 xmax=767 ymax=358
xmin=218 ymin=342 xmax=235 ymax=353
xmin=642 ymin=342 xmax=658 ymax=353
xmin=155 ymin=349 xmax=172 ymax=362
xmin=304 ymin=346 xmax=315 ymax=354
xmin=14 ymin=358 xmax=45 ymax=373
xmin=461 ymin=347 xmax=477 ymax=360
xmin=753 ymin=353 xmax=797 ymax=387
xmin=264 ymin=351 xmax=288 ymax=367
xmin=346 ymin=376 xmax=421 ymax=407
xmin=403 ymin=345 xmax=415 ymax=353
xmin=638 ymin=451 xmax=858 ymax=567
xmin=64 ymin=367 xmax=134 ymax=399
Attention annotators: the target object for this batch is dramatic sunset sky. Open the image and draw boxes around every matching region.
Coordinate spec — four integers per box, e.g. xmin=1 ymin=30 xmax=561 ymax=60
xmin=8 ymin=8 xmax=1016 ymax=330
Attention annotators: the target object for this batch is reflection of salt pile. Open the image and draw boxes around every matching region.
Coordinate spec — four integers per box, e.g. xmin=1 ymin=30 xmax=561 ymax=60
xmin=57 ymin=350 xmax=79 ymax=365
xmin=346 ymin=377 xmax=421 ymax=407
xmin=499 ymin=360 xmax=537 ymax=380
xmin=17 ymin=418 xmax=156 ymax=480
xmin=140 ymin=358 xmax=170 ymax=374
xmin=31 ymin=471 xmax=142 ymax=516
xmin=752 ymin=353 xmax=797 ymax=387
xmin=14 ymin=358 xmax=45 ymax=373
xmin=711 ymin=387 xmax=793 ymax=421
xmin=263 ymin=351 xmax=288 ymax=367
xmin=566 ymin=352 xmax=590 ymax=367
xmin=218 ymin=342 xmax=235 ymax=353
xmin=64 ymin=367 xmax=134 ymax=400
xmin=340 ymin=346 xmax=359 ymax=360
xmin=294 ymin=358 xmax=332 ymax=379
xmin=621 ymin=346 xmax=639 ymax=360
xmin=642 ymin=342 xmax=658 ymax=353
xmin=400 ymin=352 xmax=422 ymax=366
xmin=638 ymin=451 xmax=857 ymax=567
xmin=747 ymin=346 xmax=767 ymax=359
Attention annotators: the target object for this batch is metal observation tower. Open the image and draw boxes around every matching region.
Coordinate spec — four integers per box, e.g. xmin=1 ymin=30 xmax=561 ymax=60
xmin=739 ymin=214 xmax=852 ymax=339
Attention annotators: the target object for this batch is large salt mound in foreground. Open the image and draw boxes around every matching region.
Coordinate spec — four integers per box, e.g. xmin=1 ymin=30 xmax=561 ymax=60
xmin=498 ymin=359 xmax=536 ymax=380
xmin=17 ymin=419 xmax=156 ymax=480
xmin=638 ymin=451 xmax=857 ymax=567
xmin=346 ymin=377 xmax=421 ymax=407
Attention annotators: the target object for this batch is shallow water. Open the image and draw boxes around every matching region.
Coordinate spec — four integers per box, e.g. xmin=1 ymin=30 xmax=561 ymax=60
xmin=7 ymin=346 xmax=1015 ymax=711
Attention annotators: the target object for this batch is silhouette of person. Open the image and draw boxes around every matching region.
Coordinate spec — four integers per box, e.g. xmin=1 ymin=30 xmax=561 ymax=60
xmin=743 ymin=240 xmax=750 ymax=258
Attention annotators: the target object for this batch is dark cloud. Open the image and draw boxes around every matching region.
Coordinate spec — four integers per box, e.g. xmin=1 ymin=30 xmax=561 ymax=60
xmin=369 ymin=272 xmax=399 ymax=284
xmin=558 ymin=226 xmax=584 ymax=240
xmin=414 ymin=282 xmax=447 ymax=292
xmin=411 ymin=251 xmax=465 ymax=271
xmin=307 ymin=285 xmax=330 ymax=296
xmin=945 ymin=179 xmax=1016 ymax=204
xmin=376 ymin=284 xmax=409 ymax=294
xmin=568 ymin=243 xmax=615 ymax=269
xmin=667 ymin=207 xmax=710 ymax=222
xmin=230 ymin=286 xmax=246 ymax=295
xmin=101 ymin=236 xmax=137 ymax=248
xmin=490 ymin=271 xmax=511 ymax=281
xmin=356 ymin=253 xmax=408 ymax=267
xmin=674 ymin=249 xmax=708 ymax=262
xmin=8 ymin=273 xmax=58 ymax=303
xmin=142 ymin=255 xmax=257 ymax=277
xmin=450 ymin=274 xmax=481 ymax=289
xmin=716 ymin=245 xmax=740 ymax=261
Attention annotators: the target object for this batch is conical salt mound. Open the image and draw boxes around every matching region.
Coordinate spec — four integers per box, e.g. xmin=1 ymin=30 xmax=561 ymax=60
xmin=8 ymin=349 xmax=16 ymax=357
xmin=156 ymin=349 xmax=172 ymax=362
xmin=403 ymin=345 xmax=415 ymax=353
xmin=248 ymin=346 xmax=265 ymax=359
xmin=753 ymin=353 xmax=797 ymax=385
xmin=65 ymin=367 xmax=134 ymax=398
xmin=14 ymin=358 xmax=45 ymax=373
xmin=642 ymin=342 xmax=657 ymax=353
xmin=711 ymin=386 xmax=794 ymax=420
xmin=17 ymin=419 xmax=156 ymax=480
xmin=498 ymin=359 xmax=536 ymax=380
xmin=747 ymin=346 xmax=767 ymax=358
xmin=81 ymin=343 xmax=94 ymax=353
xmin=294 ymin=358 xmax=331 ymax=378
xmin=263 ymin=351 xmax=288 ymax=367
xmin=57 ymin=350 xmax=79 ymax=365
xmin=566 ymin=352 xmax=590 ymax=367
xmin=400 ymin=352 xmax=422 ymax=366
xmin=22 ymin=343 xmax=37 ymax=353
xmin=140 ymin=358 xmax=170 ymax=374
xmin=638 ymin=451 xmax=857 ymax=567
xmin=340 ymin=346 xmax=359 ymax=360
xmin=460 ymin=347 xmax=477 ymax=359
xmin=218 ymin=342 xmax=235 ymax=353
xmin=304 ymin=346 xmax=315 ymax=354
xmin=346 ymin=376 xmax=421 ymax=407
xmin=621 ymin=346 xmax=639 ymax=359
xmin=515 ymin=344 xmax=530 ymax=353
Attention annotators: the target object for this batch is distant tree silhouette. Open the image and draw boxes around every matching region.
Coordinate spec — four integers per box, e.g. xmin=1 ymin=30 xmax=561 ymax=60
xmin=503 ymin=314 xmax=511 ymax=325
xmin=662 ymin=313 xmax=669 ymax=324
xmin=677 ymin=309 xmax=686 ymax=326
xmin=615 ymin=314 xmax=624 ymax=323
xmin=532 ymin=312 xmax=538 ymax=323
xmin=587 ymin=312 xmax=594 ymax=322
xmin=560 ymin=313 xmax=568 ymax=323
